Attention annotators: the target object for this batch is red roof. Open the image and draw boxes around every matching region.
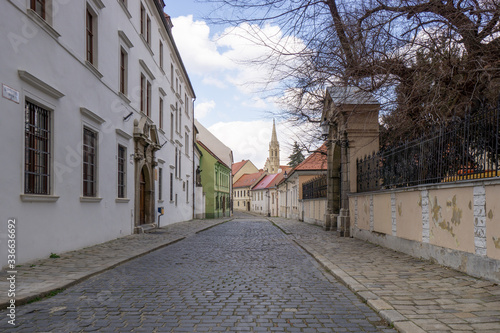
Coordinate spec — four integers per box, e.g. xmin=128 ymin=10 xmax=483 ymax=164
xmin=269 ymin=167 xmax=292 ymax=187
xmin=293 ymin=143 xmax=327 ymax=172
xmin=232 ymin=160 xmax=248 ymax=176
xmin=253 ymin=173 xmax=281 ymax=190
xmin=233 ymin=171 xmax=266 ymax=188
xmin=197 ymin=140 xmax=230 ymax=169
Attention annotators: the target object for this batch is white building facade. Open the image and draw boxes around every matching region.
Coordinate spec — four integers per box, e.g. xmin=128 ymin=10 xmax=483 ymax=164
xmin=251 ymin=189 xmax=268 ymax=215
xmin=0 ymin=0 xmax=196 ymax=267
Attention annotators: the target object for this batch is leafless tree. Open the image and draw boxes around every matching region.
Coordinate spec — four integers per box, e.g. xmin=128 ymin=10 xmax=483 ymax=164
xmin=204 ymin=0 xmax=500 ymax=144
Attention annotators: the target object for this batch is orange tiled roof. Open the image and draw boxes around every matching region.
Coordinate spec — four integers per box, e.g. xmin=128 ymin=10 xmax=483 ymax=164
xmin=293 ymin=142 xmax=328 ymax=172
xmin=233 ymin=171 xmax=266 ymax=188
xmin=232 ymin=160 xmax=248 ymax=176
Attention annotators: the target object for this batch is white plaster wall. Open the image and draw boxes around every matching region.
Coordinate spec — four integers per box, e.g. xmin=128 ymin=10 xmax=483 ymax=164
xmin=0 ymin=0 xmax=195 ymax=267
xmin=251 ymin=189 xmax=269 ymax=215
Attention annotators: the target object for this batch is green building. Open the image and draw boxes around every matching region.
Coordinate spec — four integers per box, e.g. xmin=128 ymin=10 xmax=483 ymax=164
xmin=196 ymin=141 xmax=231 ymax=218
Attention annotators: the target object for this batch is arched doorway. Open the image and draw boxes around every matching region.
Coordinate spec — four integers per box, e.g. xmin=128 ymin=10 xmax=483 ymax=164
xmin=133 ymin=116 xmax=160 ymax=232
xmin=138 ymin=165 xmax=152 ymax=226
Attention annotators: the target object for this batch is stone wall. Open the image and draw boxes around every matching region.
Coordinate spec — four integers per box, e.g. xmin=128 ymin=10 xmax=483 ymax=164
xmin=350 ymin=180 xmax=500 ymax=282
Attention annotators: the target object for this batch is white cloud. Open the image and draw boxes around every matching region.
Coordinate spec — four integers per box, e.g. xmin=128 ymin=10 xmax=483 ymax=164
xmin=207 ymin=120 xmax=307 ymax=168
xmin=195 ymin=100 xmax=216 ymax=119
xmin=201 ymin=76 xmax=227 ymax=88
xmin=171 ymin=15 xmax=234 ymax=74
xmin=217 ymin=23 xmax=307 ymax=94
xmin=171 ymin=16 xmax=307 ymax=95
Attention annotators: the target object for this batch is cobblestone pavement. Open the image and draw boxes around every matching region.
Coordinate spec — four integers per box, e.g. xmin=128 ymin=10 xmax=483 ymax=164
xmin=0 ymin=217 xmax=230 ymax=308
xmin=1 ymin=217 xmax=396 ymax=332
xmin=268 ymin=216 xmax=500 ymax=333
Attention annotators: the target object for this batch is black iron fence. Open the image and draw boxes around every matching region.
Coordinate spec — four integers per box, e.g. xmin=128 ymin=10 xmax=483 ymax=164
xmin=303 ymin=175 xmax=327 ymax=199
xmin=357 ymin=100 xmax=500 ymax=192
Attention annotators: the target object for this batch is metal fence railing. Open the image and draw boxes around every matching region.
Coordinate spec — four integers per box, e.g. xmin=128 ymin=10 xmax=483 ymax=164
xmin=303 ymin=175 xmax=327 ymax=199
xmin=357 ymin=100 xmax=500 ymax=192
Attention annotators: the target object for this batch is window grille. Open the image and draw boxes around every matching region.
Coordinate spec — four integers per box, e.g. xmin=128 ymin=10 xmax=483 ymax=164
xmin=158 ymin=167 xmax=163 ymax=201
xmin=117 ymin=145 xmax=126 ymax=198
xmin=83 ymin=128 xmax=97 ymax=197
xmin=25 ymin=101 xmax=51 ymax=195
xmin=170 ymin=172 xmax=173 ymax=201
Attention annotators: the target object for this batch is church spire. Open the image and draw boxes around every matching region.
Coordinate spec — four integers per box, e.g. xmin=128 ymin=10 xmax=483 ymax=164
xmin=271 ymin=118 xmax=278 ymax=144
xmin=266 ymin=119 xmax=280 ymax=173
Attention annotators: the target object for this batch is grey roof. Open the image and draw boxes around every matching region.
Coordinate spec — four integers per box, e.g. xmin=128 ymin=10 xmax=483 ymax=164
xmin=326 ymin=86 xmax=379 ymax=105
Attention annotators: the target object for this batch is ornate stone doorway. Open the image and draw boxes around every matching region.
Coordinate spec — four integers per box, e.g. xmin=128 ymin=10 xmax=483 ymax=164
xmin=133 ymin=117 xmax=160 ymax=232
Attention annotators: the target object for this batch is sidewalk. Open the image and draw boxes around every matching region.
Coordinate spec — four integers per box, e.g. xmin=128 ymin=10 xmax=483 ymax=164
xmin=0 ymin=217 xmax=231 ymax=308
xmin=268 ymin=216 xmax=500 ymax=333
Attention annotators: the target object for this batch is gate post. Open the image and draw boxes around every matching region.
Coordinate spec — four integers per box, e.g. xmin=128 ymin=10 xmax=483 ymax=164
xmin=321 ymin=87 xmax=380 ymax=236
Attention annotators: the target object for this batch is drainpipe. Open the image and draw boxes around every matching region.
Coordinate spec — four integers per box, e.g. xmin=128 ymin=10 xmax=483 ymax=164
xmin=267 ymin=189 xmax=270 ymax=217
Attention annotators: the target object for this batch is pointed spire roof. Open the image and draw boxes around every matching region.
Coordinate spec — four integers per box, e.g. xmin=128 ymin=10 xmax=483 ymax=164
xmin=271 ymin=119 xmax=278 ymax=143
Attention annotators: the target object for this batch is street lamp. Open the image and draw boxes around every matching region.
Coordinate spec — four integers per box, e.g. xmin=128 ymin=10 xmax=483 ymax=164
xmin=320 ymin=119 xmax=330 ymax=139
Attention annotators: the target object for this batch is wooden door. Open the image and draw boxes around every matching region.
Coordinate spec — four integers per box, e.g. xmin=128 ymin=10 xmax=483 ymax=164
xmin=140 ymin=169 xmax=146 ymax=225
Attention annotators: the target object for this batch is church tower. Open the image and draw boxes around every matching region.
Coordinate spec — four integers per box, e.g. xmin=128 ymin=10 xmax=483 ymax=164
xmin=267 ymin=119 xmax=280 ymax=173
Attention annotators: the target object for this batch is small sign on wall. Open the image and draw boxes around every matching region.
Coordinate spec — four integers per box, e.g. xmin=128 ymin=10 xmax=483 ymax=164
xmin=2 ymin=84 xmax=20 ymax=104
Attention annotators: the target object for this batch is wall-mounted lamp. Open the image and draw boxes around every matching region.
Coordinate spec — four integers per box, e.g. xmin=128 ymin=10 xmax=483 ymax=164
xmin=320 ymin=119 xmax=330 ymax=139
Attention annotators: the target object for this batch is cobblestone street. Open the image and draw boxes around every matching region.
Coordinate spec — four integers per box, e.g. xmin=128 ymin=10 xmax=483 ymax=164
xmin=0 ymin=217 xmax=396 ymax=332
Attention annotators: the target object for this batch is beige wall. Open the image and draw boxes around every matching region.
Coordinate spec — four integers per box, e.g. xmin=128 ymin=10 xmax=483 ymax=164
xmin=486 ymin=184 xmax=500 ymax=260
xmin=373 ymin=194 xmax=392 ymax=235
xmin=428 ymin=187 xmax=474 ymax=253
xmin=355 ymin=196 xmax=371 ymax=230
xmin=396 ymin=191 xmax=422 ymax=242
xmin=353 ymin=182 xmax=500 ymax=263
xmin=302 ymin=199 xmax=327 ymax=224
xmin=233 ymin=162 xmax=259 ymax=183
xmin=233 ymin=186 xmax=251 ymax=211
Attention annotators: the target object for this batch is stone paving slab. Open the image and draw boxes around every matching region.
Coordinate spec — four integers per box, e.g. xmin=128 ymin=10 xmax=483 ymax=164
xmin=0 ymin=217 xmax=231 ymax=308
xmin=268 ymin=216 xmax=500 ymax=333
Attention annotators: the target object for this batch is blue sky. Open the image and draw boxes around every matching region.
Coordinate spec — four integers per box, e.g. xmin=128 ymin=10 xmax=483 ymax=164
xmin=163 ymin=1 xmax=313 ymax=167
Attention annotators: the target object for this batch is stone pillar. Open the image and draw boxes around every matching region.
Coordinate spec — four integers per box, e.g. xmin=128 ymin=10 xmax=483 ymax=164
xmin=338 ymin=131 xmax=350 ymax=237
xmin=321 ymin=86 xmax=380 ymax=237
